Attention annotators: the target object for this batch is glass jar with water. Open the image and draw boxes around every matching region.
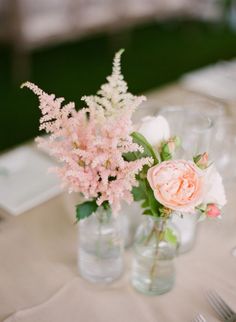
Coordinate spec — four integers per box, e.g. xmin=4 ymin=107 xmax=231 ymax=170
xmin=131 ymin=215 xmax=178 ymax=295
xmin=78 ymin=207 xmax=124 ymax=283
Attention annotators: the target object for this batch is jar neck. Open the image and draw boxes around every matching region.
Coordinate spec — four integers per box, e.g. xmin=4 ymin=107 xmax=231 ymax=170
xmin=95 ymin=206 xmax=112 ymax=223
xmin=142 ymin=216 xmax=169 ymax=246
xmin=147 ymin=216 xmax=169 ymax=231
xmin=147 ymin=215 xmax=169 ymax=223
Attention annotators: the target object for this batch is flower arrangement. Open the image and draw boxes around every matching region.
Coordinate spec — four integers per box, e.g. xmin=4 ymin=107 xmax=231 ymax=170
xmin=21 ymin=50 xmax=152 ymax=221
xmin=128 ymin=114 xmax=226 ymax=225
xmin=21 ymin=49 xmax=227 ymax=291
xmin=129 ymin=115 xmax=226 ymax=295
xmin=21 ymin=49 xmax=226 ymax=224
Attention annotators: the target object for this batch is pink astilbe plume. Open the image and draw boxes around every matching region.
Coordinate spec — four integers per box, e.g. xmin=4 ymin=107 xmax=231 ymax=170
xmin=21 ymin=50 xmax=152 ymax=212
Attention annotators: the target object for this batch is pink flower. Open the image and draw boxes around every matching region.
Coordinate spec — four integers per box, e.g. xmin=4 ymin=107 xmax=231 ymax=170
xmin=194 ymin=152 xmax=209 ymax=169
xmin=206 ymin=203 xmax=221 ymax=218
xmin=162 ymin=137 xmax=181 ymax=155
xmin=147 ymin=160 xmax=203 ymax=212
xmin=21 ymin=50 xmax=152 ymax=213
xmin=166 ymin=141 xmax=176 ymax=154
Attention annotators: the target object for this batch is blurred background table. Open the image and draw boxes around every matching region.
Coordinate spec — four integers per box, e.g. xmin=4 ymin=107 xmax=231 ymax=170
xmin=1 ymin=0 xmax=236 ymax=153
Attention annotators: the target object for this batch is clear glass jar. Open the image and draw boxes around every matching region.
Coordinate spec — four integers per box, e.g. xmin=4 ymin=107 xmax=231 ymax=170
xmin=78 ymin=207 xmax=124 ymax=283
xmin=131 ymin=216 xmax=178 ymax=296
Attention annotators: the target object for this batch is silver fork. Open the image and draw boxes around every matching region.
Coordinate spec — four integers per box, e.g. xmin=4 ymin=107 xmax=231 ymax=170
xmin=207 ymin=290 xmax=236 ymax=322
xmin=193 ymin=313 xmax=207 ymax=322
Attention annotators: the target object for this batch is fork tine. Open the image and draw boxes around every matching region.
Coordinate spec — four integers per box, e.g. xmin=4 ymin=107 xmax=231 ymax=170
xmin=207 ymin=291 xmax=227 ymax=320
xmin=198 ymin=313 xmax=206 ymax=322
xmin=207 ymin=291 xmax=231 ymax=320
xmin=210 ymin=291 xmax=233 ymax=318
xmin=211 ymin=290 xmax=234 ymax=316
xmin=193 ymin=313 xmax=206 ymax=322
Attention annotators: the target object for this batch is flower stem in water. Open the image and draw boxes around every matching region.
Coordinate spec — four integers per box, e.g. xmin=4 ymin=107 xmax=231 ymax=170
xmin=148 ymin=221 xmax=166 ymax=292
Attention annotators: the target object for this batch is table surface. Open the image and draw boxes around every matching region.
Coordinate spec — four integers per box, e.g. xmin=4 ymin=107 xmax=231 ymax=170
xmin=1 ymin=83 xmax=236 ymax=322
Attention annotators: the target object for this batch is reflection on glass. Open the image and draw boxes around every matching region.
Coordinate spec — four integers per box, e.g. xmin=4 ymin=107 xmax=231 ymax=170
xmin=159 ymin=105 xmax=213 ymax=159
xmin=211 ymin=118 xmax=236 ymax=181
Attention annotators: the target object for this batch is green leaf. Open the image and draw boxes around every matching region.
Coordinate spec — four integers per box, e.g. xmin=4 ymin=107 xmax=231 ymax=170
xmin=101 ymin=200 xmax=110 ymax=210
xmin=145 ymin=181 xmax=161 ymax=216
xmin=164 ymin=228 xmax=178 ymax=245
xmin=162 ymin=143 xmax=170 ymax=154
xmin=132 ymin=181 xmax=147 ymax=201
xmin=160 ymin=151 xmax=172 ymax=161
xmin=131 ymin=132 xmax=159 ymax=164
xmin=132 ymin=178 xmax=161 ymax=217
xmin=193 ymin=154 xmax=201 ymax=164
xmin=147 ymin=194 xmax=160 ymax=216
xmin=76 ymin=200 xmax=98 ymax=221
xmin=141 ymin=200 xmax=149 ymax=208
xmin=123 ymin=151 xmax=140 ymax=162
xmin=143 ymin=209 xmax=153 ymax=215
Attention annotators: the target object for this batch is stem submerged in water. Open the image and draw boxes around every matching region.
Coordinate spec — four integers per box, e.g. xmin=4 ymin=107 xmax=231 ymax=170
xmin=95 ymin=208 xmax=111 ymax=259
xmin=147 ymin=219 xmax=167 ymax=292
xmin=95 ymin=214 xmax=103 ymax=259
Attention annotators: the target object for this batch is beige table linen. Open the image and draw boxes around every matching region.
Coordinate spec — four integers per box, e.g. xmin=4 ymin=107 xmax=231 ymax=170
xmin=0 ymin=84 xmax=236 ymax=322
xmin=1 ymin=183 xmax=236 ymax=322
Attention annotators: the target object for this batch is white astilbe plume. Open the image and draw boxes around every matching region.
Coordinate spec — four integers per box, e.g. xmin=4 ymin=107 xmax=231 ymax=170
xmin=82 ymin=49 xmax=146 ymax=121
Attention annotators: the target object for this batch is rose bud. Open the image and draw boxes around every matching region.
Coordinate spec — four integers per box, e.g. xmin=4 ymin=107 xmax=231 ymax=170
xmin=162 ymin=140 xmax=175 ymax=155
xmin=161 ymin=136 xmax=181 ymax=160
xmin=206 ymin=203 xmax=221 ymax=218
xmin=193 ymin=152 xmax=209 ymax=169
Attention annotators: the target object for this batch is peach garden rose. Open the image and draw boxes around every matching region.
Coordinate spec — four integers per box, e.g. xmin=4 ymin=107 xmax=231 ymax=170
xmin=147 ymin=160 xmax=204 ymax=212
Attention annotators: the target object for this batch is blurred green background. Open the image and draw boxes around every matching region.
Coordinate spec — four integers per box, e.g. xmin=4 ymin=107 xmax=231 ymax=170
xmin=0 ymin=19 xmax=236 ymax=152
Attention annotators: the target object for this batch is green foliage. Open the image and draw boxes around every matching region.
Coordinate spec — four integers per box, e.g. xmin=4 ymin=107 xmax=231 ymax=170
xmin=193 ymin=154 xmax=202 ymax=164
xmin=164 ymin=228 xmax=178 ymax=245
xmin=101 ymin=200 xmax=110 ymax=210
xmin=132 ymin=182 xmax=147 ymax=201
xmin=124 ymin=131 xmax=163 ymax=217
xmin=76 ymin=200 xmax=98 ymax=221
xmin=124 ymin=131 xmax=158 ymax=164
xmin=160 ymin=136 xmax=181 ymax=162
xmin=132 ymin=132 xmax=159 ymax=163
xmin=160 ymin=148 xmax=172 ymax=161
xmin=143 ymin=209 xmax=153 ymax=215
xmin=132 ymin=178 xmax=162 ymax=217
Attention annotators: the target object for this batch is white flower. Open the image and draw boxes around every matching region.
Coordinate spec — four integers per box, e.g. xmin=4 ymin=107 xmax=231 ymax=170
xmin=138 ymin=115 xmax=170 ymax=147
xmin=202 ymin=164 xmax=227 ymax=207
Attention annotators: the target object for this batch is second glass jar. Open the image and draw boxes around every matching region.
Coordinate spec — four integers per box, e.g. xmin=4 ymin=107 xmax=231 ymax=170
xmin=131 ymin=215 xmax=178 ymax=296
